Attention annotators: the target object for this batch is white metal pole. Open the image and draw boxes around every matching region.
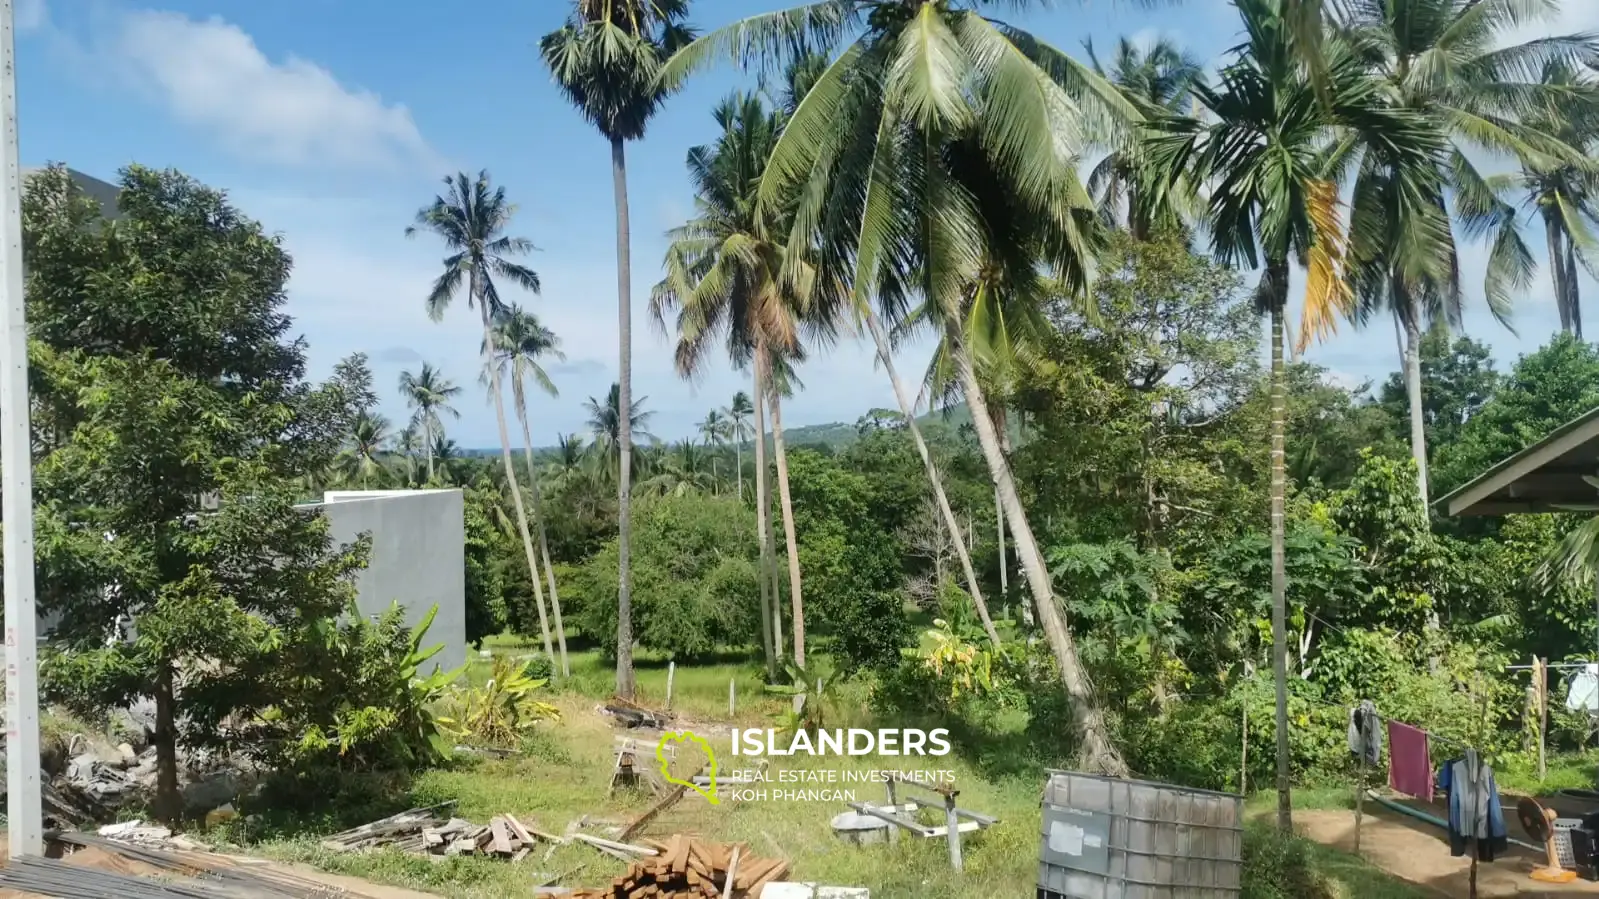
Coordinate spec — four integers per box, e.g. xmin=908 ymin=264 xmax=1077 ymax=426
xmin=0 ymin=0 xmax=41 ymax=858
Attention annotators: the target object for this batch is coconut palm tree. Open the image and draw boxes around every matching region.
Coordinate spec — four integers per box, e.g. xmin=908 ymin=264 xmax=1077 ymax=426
xmin=406 ymin=170 xmax=557 ymax=666
xmin=1339 ymin=0 xmax=1599 ymax=507
xmin=698 ymin=408 xmax=730 ymax=486
xmin=726 ymin=391 xmax=754 ymax=499
xmin=1144 ymin=0 xmax=1445 ymax=829
xmin=651 ymin=88 xmax=840 ymax=671
xmin=344 ymin=411 xmax=392 ymax=488
xmin=661 ymin=0 xmax=1137 ymax=768
xmin=398 ymin=363 xmax=463 ymax=482
xmin=394 ymin=423 xmax=424 ymax=486
xmin=541 ymin=0 xmax=696 ymax=699
xmin=487 ymin=305 xmax=572 ymax=677
xmin=1086 ymin=36 xmax=1206 ymax=239
xmin=585 ymin=383 xmax=657 ymax=482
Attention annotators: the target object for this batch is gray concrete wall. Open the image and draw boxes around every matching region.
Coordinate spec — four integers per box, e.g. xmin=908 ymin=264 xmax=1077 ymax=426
xmin=307 ymin=489 xmax=467 ymax=674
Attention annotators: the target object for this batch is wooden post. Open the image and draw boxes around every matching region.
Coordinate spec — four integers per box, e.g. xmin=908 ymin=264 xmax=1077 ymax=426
xmin=1354 ymin=748 xmax=1367 ymax=854
xmin=1536 ymin=656 xmax=1548 ymax=783
xmin=665 ymin=661 xmax=675 ymax=711
xmin=1240 ymin=700 xmax=1248 ymax=795
xmin=885 ymin=779 xmax=899 ymax=846
xmin=728 ymin=678 xmax=736 ymax=718
xmin=944 ymin=790 xmax=964 ymax=873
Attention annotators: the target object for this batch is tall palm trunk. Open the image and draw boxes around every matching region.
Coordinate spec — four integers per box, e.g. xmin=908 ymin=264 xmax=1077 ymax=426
xmin=1547 ymin=211 xmax=1576 ymax=335
xmin=735 ymin=438 xmax=744 ymax=502
xmin=1266 ymin=263 xmax=1293 ymax=832
xmin=861 ymin=307 xmax=1001 ymax=646
xmin=765 ymin=352 xmax=807 ymax=669
xmin=516 ymin=397 xmax=571 ymax=677
xmin=949 ymin=328 xmax=1126 ymax=776
xmin=611 ymin=135 xmax=637 ymax=699
xmin=1567 ymin=237 xmax=1584 ymax=340
xmin=1398 ymin=296 xmax=1429 ymax=506
xmin=425 ymin=432 xmax=436 ymax=482
xmin=752 ymin=356 xmax=778 ymax=677
xmin=478 ymin=292 xmax=554 ymax=662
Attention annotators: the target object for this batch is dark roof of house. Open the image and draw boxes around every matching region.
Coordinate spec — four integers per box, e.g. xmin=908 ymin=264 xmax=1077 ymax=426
xmin=1434 ymin=405 xmax=1599 ymax=517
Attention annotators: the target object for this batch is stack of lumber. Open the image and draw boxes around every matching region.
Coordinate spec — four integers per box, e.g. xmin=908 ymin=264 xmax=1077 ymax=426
xmin=573 ymin=835 xmax=789 ymax=898
xmin=321 ymin=803 xmax=554 ymax=862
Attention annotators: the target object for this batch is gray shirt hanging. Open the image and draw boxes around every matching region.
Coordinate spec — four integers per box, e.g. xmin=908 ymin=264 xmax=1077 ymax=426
xmin=1347 ymin=700 xmax=1381 ymax=765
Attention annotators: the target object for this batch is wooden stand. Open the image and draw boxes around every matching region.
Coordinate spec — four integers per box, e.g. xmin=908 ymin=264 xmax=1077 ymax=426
xmin=843 ymin=775 xmax=997 ymax=873
xmin=1530 ymin=806 xmax=1577 ymax=884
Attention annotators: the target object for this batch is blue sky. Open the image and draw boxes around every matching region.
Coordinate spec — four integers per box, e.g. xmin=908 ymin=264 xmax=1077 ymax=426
xmin=14 ymin=0 xmax=1597 ymax=446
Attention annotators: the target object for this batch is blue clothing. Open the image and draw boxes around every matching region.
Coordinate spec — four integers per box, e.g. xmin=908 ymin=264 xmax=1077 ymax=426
xmin=1436 ymin=750 xmax=1508 ymax=862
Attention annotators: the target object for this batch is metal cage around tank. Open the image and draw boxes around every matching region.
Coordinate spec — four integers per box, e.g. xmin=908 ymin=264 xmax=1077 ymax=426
xmin=1039 ymin=771 xmax=1244 ymax=899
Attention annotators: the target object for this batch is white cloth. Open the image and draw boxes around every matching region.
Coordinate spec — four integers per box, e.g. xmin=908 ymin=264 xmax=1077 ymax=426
xmin=1566 ymin=665 xmax=1599 ymax=712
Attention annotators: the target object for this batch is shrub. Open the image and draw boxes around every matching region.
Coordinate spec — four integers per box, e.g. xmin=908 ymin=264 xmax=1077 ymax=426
xmin=1241 ymin=823 xmax=1337 ymax=899
xmin=439 ymin=656 xmax=560 ymax=747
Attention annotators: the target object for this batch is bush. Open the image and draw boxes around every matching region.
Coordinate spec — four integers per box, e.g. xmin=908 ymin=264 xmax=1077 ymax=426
xmin=573 ymin=493 xmax=760 ymax=659
xmin=1241 ymin=823 xmax=1338 ymax=899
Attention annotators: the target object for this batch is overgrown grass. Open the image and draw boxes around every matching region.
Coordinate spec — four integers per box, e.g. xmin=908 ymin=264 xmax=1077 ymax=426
xmin=217 ymin=652 xmax=1448 ymax=898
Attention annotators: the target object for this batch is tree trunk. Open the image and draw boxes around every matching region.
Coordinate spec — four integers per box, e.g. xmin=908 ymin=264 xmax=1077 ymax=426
xmin=425 ymin=430 xmax=435 ymax=482
xmin=1567 ymin=236 xmax=1583 ymax=340
xmin=766 ymin=356 xmax=806 ymax=670
xmin=480 ymin=300 xmax=554 ymax=662
xmin=1400 ymin=302 xmax=1429 ymax=507
xmin=950 ymin=331 xmax=1126 ymax=775
xmin=1266 ymin=264 xmax=1294 ymax=832
xmin=153 ymin=664 xmax=180 ymax=825
xmin=753 ymin=358 xmax=778 ymax=677
xmin=611 ymin=135 xmax=636 ymax=699
xmin=517 ymin=395 xmax=570 ymax=678
xmin=735 ymin=434 xmax=744 ymax=502
xmin=1547 ymin=213 xmax=1574 ymax=334
xmin=861 ymin=306 xmax=1001 ymax=646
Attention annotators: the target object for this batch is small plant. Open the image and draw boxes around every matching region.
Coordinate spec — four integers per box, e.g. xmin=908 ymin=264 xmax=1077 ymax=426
xmin=919 ymin=618 xmax=1001 ymax=702
xmin=439 ymin=656 xmax=561 ymax=746
xmin=765 ymin=661 xmax=836 ymax=735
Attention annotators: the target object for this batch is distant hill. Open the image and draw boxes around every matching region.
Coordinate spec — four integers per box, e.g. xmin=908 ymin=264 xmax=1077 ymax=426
xmin=463 ymin=405 xmax=978 ymax=457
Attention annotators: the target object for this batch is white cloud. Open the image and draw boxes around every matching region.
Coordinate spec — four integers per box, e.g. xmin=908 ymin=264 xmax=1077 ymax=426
xmin=96 ymin=10 xmax=435 ymax=171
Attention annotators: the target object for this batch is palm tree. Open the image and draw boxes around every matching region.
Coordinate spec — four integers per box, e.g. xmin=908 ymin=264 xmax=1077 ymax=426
xmin=651 ymin=89 xmax=834 ymax=672
xmin=726 ymin=391 xmax=754 ymax=499
xmin=1340 ymin=0 xmax=1598 ymax=507
xmin=394 ymin=423 xmax=424 ymax=486
xmin=399 ymin=363 xmax=463 ymax=482
xmin=585 ymin=383 xmax=657 ymax=481
xmin=1145 ymin=0 xmax=1445 ymax=829
xmin=698 ymin=408 xmax=730 ymax=485
xmin=345 ymin=411 xmax=392 ymax=488
xmin=488 ymin=305 xmax=571 ymax=677
xmin=406 ymin=171 xmax=557 ymax=667
xmin=661 ymin=0 xmax=1135 ymax=767
xmin=541 ymin=0 xmax=696 ymax=699
xmin=1086 ymin=36 xmax=1206 ymax=239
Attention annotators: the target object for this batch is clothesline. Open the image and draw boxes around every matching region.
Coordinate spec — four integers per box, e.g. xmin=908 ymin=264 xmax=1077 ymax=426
xmin=1246 ymin=675 xmax=1475 ymax=753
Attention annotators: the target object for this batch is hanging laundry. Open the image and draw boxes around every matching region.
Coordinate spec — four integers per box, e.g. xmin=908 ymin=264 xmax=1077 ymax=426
xmin=1387 ymin=721 xmax=1431 ymax=799
xmin=1567 ymin=664 xmax=1599 ymax=713
xmin=1347 ymin=700 xmax=1381 ymax=766
xmin=1437 ymin=749 xmax=1508 ymax=862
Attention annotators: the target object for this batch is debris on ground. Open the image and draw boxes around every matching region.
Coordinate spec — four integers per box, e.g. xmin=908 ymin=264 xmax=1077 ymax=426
xmin=320 ymin=801 xmax=562 ymax=861
xmin=601 ymin=696 xmax=673 ymax=730
xmin=570 ymin=834 xmax=789 ymax=898
xmin=97 ymin=819 xmax=212 ymax=852
xmin=0 ymin=831 xmax=387 ymax=898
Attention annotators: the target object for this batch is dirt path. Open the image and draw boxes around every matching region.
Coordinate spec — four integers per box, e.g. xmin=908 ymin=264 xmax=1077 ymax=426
xmin=1295 ymin=808 xmax=1599 ymax=897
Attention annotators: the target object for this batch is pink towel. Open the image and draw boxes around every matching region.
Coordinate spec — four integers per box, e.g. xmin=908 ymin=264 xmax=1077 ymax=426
xmin=1388 ymin=721 xmax=1431 ymax=799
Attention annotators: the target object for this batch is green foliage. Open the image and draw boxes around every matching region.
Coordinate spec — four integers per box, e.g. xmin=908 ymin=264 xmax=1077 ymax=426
xmin=572 ymin=493 xmax=759 ymax=659
xmin=1329 ymin=452 xmax=1442 ymax=632
xmin=278 ymin=603 xmax=463 ymax=771
xmin=764 ymin=660 xmax=837 ymax=734
xmin=781 ymin=449 xmax=909 ymax=670
xmin=462 ymin=484 xmax=512 ymax=644
xmin=439 ymin=656 xmax=561 ymax=747
xmin=23 ymin=164 xmax=378 ymax=817
xmin=1240 ymin=824 xmax=1340 ymax=899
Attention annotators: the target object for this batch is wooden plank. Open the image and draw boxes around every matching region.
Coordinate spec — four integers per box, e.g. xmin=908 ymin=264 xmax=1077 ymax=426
xmin=491 ymin=817 xmax=514 ymax=854
xmin=845 ymin=801 xmax=934 ymax=837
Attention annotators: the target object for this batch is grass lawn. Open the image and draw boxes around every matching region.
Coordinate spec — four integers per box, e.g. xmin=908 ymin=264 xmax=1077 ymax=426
xmin=217 ymin=638 xmax=1445 ymax=898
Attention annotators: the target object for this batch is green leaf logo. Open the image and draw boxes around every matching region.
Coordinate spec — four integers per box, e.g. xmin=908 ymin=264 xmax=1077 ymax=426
xmin=657 ymin=730 xmax=719 ymax=805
